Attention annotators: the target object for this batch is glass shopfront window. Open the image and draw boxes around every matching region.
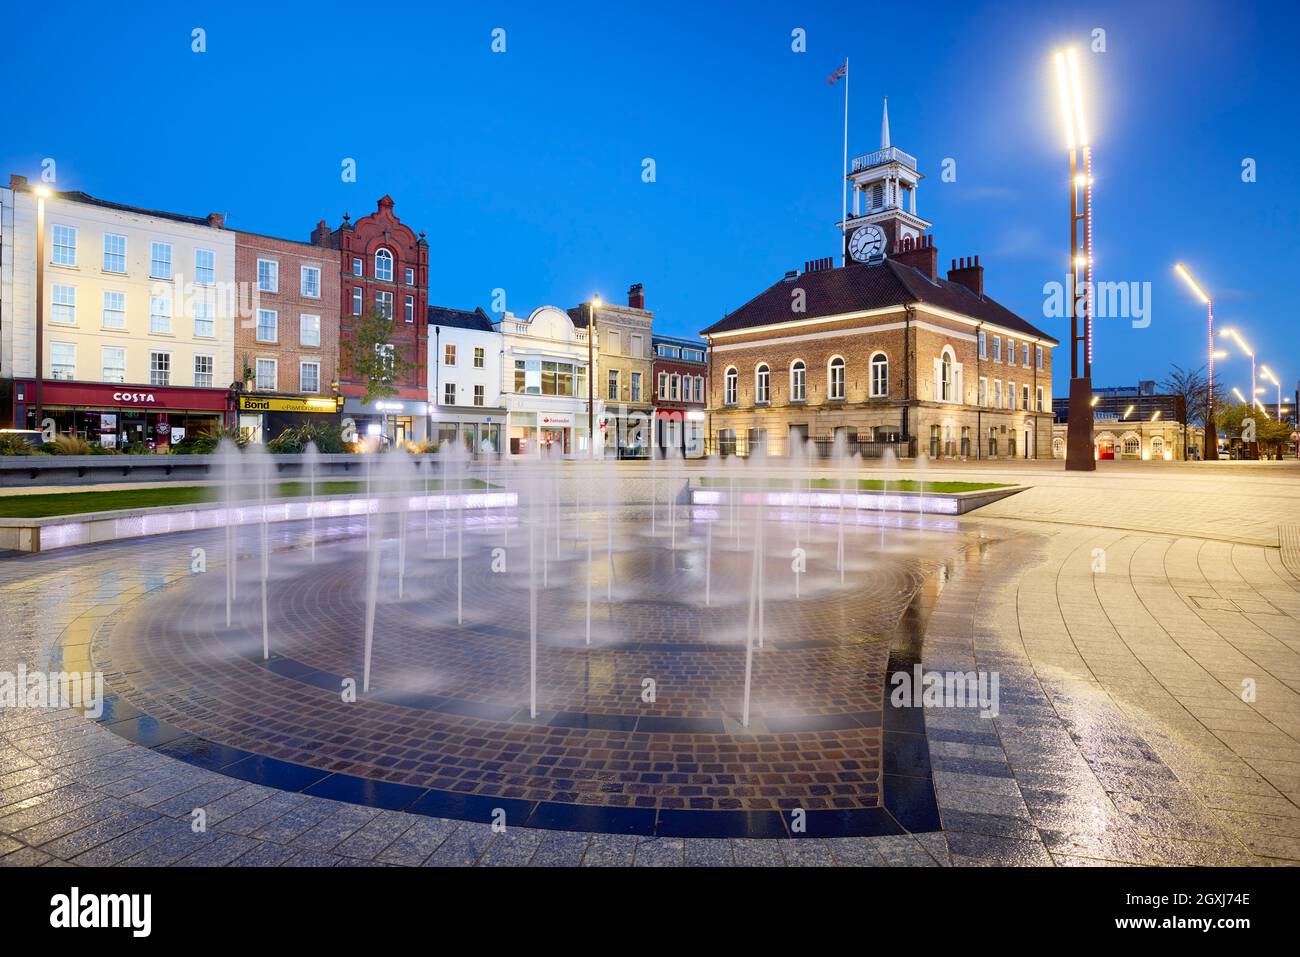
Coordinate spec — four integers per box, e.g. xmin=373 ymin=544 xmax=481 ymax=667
xmin=30 ymin=407 xmax=221 ymax=451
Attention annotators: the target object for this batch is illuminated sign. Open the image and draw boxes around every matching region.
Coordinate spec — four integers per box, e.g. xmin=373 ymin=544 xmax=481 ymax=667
xmin=238 ymin=395 xmax=341 ymax=414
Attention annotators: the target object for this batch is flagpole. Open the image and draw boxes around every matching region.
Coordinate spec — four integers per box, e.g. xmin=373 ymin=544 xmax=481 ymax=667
xmin=841 ymin=57 xmax=849 ymax=267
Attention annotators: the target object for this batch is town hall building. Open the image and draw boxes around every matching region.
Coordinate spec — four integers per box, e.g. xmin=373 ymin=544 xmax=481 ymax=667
xmin=702 ymin=102 xmax=1057 ymax=460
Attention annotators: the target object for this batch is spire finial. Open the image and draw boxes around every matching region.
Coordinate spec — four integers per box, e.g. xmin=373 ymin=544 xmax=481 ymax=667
xmin=881 ymin=96 xmax=891 ymax=149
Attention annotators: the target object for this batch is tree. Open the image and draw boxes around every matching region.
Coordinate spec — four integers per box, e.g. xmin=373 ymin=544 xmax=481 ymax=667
xmin=1258 ymin=414 xmax=1293 ymax=459
xmin=1160 ymin=364 xmax=1212 ymax=459
xmin=1217 ymin=401 xmax=1290 ymax=459
xmin=341 ymin=308 xmax=412 ymax=406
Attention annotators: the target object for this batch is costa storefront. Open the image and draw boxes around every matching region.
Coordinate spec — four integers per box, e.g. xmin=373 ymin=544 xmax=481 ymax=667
xmin=13 ymin=380 xmax=230 ymax=451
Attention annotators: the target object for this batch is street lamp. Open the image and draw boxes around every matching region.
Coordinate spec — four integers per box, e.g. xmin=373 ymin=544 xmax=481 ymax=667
xmin=1261 ymin=364 xmax=1282 ymax=420
xmin=587 ymin=294 xmax=601 ymax=459
xmin=1054 ymin=47 xmax=1095 ymax=471
xmin=1173 ymin=263 xmax=1217 ymax=460
xmin=32 ymin=185 xmax=51 ymax=431
xmin=1220 ymin=328 xmax=1254 ymax=395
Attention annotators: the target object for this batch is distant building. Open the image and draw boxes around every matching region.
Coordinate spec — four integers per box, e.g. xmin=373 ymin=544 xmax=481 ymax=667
xmin=428 ymin=305 xmax=505 ymax=453
xmin=1051 ymin=383 xmax=1201 ymax=460
xmin=652 ymin=334 xmax=706 ymax=456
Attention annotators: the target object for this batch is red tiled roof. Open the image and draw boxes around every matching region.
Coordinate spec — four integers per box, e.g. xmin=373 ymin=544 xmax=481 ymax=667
xmin=701 ymin=259 xmax=1059 ymax=345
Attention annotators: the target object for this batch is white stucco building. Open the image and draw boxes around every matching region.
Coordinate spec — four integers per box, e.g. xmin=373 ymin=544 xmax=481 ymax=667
xmin=428 ymin=306 xmax=506 ymax=453
xmin=495 ymin=305 xmax=601 ymax=456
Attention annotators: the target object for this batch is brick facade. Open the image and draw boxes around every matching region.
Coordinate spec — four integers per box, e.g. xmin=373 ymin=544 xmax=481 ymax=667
xmin=234 ymin=230 xmax=340 ymax=398
xmin=706 ymin=306 xmax=1054 ymax=459
xmin=321 ymin=196 xmax=429 ymax=404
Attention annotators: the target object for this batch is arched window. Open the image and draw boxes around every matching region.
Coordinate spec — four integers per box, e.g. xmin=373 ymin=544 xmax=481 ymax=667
xmin=828 ymin=356 xmax=845 ymax=400
xmin=755 ymin=363 xmax=771 ymax=403
xmin=941 ymin=351 xmax=953 ymax=402
xmin=374 ymin=248 xmax=394 ymax=282
xmin=790 ymin=360 xmax=806 ymax=401
xmin=1123 ymin=435 xmax=1140 ymax=455
xmin=869 ymin=352 xmax=888 ymax=397
xmin=724 ymin=367 xmax=738 ymax=405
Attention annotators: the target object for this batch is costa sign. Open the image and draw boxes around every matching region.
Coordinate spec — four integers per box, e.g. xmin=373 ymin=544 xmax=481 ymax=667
xmin=21 ymin=380 xmax=228 ymax=412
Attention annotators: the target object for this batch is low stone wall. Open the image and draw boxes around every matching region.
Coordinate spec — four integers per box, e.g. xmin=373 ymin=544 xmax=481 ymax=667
xmin=0 ymin=453 xmax=436 ymax=487
xmin=0 ymin=489 xmax=516 ymax=553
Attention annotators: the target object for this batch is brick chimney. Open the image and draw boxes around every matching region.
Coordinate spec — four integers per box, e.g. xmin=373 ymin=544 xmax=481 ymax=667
xmin=628 ymin=282 xmax=645 ymax=309
xmin=947 ymin=256 xmax=984 ymax=297
xmin=311 ymin=219 xmax=332 ymax=247
xmin=206 ymin=212 xmax=225 ymax=229
xmin=893 ymin=234 xmax=938 ymax=281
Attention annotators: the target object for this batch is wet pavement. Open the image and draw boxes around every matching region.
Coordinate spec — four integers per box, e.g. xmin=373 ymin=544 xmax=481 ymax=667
xmin=3 ymin=474 xmax=1299 ymax=866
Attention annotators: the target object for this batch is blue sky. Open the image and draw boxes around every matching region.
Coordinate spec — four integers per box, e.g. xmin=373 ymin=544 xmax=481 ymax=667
xmin=3 ymin=0 xmax=1296 ymax=397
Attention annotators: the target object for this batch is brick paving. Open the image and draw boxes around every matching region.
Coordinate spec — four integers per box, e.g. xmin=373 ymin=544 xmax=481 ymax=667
xmin=1 ymin=461 xmax=1299 ymax=865
xmin=72 ymin=515 xmax=958 ymax=815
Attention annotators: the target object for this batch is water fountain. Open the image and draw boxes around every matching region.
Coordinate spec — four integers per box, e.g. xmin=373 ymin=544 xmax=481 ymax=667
xmin=156 ymin=435 xmax=967 ymax=838
xmin=303 ymin=441 xmax=320 ymax=562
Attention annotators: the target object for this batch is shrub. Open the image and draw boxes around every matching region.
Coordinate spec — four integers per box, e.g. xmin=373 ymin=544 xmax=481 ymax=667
xmin=266 ymin=422 xmax=349 ymax=454
xmin=172 ymin=426 xmax=246 ymax=455
xmin=44 ymin=434 xmax=94 ymax=455
xmin=0 ymin=434 xmax=37 ymax=456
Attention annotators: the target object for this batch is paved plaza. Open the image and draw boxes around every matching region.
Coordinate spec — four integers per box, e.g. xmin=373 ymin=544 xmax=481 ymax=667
xmin=1 ymin=461 xmax=1299 ymax=866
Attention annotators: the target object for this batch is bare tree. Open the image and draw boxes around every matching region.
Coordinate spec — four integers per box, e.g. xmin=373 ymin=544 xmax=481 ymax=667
xmin=1160 ymin=365 xmax=1204 ymax=459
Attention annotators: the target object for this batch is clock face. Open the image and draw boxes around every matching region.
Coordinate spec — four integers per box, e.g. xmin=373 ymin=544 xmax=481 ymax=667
xmin=848 ymin=224 xmax=886 ymax=262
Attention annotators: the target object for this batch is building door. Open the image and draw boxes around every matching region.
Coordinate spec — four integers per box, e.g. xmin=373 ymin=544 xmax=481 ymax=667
xmin=1098 ymin=438 xmax=1115 ymax=460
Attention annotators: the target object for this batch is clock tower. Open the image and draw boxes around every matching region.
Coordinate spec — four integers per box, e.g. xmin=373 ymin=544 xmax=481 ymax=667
xmin=841 ymin=97 xmax=932 ymax=265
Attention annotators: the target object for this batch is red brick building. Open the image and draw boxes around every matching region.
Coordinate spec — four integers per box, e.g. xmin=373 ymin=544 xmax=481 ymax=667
xmin=312 ymin=195 xmax=429 ymax=443
xmin=233 ymin=228 xmax=341 ymax=443
xmin=652 ymin=334 xmax=707 ymax=456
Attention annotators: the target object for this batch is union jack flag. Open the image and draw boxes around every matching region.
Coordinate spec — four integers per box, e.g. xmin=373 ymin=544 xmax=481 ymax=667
xmin=826 ymin=60 xmax=847 ymax=85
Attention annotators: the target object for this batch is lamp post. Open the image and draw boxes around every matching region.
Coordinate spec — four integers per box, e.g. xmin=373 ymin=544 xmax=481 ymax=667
xmin=1262 ymin=365 xmax=1283 ymax=420
xmin=1173 ymin=263 xmax=1217 ymax=460
xmin=1220 ymin=328 xmax=1256 ymax=415
xmin=587 ymin=294 xmax=600 ymax=459
xmin=32 ymin=186 xmax=51 ymax=431
xmin=1054 ymin=48 xmax=1094 ymax=471
xmin=1220 ymin=327 xmax=1260 ymax=458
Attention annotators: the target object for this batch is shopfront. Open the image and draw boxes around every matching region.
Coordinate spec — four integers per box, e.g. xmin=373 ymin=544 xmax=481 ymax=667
xmin=13 ymin=380 xmax=230 ymax=451
xmin=654 ymin=408 xmax=706 ymax=457
xmin=237 ymin=394 xmax=343 ymax=444
xmin=508 ymin=409 xmax=586 ymax=456
xmin=342 ymin=398 xmax=428 ymax=448
xmin=430 ymin=409 xmax=506 ymax=455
